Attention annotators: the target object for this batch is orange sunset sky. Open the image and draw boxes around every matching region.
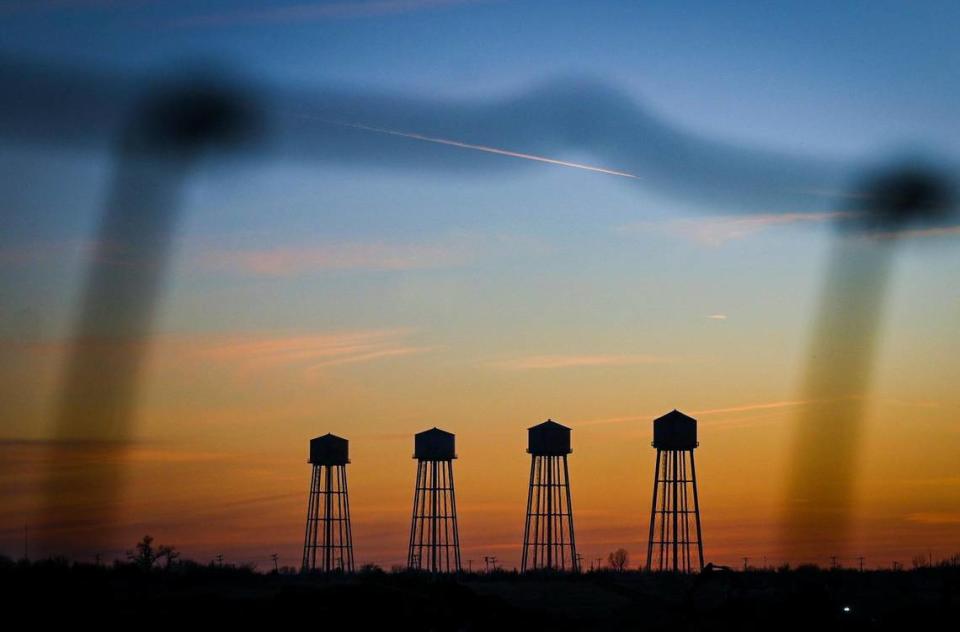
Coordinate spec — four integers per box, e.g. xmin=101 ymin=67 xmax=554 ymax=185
xmin=2 ymin=1 xmax=960 ymax=571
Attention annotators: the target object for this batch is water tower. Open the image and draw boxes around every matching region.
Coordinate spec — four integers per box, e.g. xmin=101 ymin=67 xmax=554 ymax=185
xmin=407 ymin=427 xmax=461 ymax=573
xmin=645 ymin=410 xmax=704 ymax=572
xmin=521 ymin=419 xmax=579 ymax=572
xmin=302 ymin=433 xmax=355 ymax=573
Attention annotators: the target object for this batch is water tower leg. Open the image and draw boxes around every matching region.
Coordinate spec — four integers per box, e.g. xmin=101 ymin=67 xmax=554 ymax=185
xmin=563 ymin=454 xmax=577 ymax=571
xmin=690 ymin=449 xmax=704 ymax=570
xmin=646 ymin=449 xmax=662 ymax=571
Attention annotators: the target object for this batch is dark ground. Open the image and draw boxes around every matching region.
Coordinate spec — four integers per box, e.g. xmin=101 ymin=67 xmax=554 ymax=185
xmin=2 ymin=558 xmax=957 ymax=630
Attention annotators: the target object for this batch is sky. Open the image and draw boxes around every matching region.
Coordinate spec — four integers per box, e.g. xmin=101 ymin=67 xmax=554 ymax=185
xmin=1 ymin=0 xmax=959 ymax=571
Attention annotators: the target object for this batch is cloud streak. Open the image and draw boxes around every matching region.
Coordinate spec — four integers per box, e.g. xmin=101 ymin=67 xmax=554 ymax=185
xmin=904 ymin=512 xmax=960 ymax=525
xmin=576 ymin=395 xmax=945 ymax=429
xmin=171 ymin=0 xmax=491 ymax=28
xmin=0 ymin=239 xmax=97 ymax=266
xmin=200 ymin=240 xmax=471 ymax=276
xmin=576 ymin=399 xmax=815 ymax=427
xmin=186 ymin=329 xmax=432 ymax=374
xmin=10 ymin=329 xmax=434 ymax=376
xmin=493 ymin=354 xmax=673 ymax=370
xmin=865 ymin=224 xmax=960 ymax=241
xmin=621 ymin=211 xmax=855 ymax=246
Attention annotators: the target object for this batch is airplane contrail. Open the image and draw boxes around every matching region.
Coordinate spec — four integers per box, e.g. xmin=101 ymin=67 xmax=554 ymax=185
xmin=574 ymin=399 xmax=820 ymax=427
xmin=326 ymin=120 xmax=642 ymax=179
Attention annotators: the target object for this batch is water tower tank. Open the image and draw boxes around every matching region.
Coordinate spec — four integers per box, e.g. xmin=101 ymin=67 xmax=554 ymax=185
xmin=309 ymin=433 xmax=349 ymax=465
xmin=652 ymin=410 xmax=698 ymax=450
xmin=414 ymin=427 xmax=456 ymax=461
xmin=527 ymin=419 xmax=572 ymax=455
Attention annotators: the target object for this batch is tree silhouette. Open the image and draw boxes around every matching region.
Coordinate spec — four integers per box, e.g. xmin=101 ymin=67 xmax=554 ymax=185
xmin=127 ymin=535 xmax=179 ymax=570
xmin=608 ymin=548 xmax=629 ymax=572
xmin=157 ymin=544 xmax=180 ymax=569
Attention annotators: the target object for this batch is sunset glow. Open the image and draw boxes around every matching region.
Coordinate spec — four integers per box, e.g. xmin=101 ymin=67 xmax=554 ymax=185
xmin=1 ymin=1 xmax=959 ymax=574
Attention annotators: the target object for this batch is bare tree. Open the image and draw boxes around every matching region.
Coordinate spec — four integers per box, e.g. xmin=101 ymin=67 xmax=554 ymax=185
xmin=157 ymin=544 xmax=180 ymax=569
xmin=127 ymin=535 xmax=179 ymax=570
xmin=608 ymin=548 xmax=629 ymax=572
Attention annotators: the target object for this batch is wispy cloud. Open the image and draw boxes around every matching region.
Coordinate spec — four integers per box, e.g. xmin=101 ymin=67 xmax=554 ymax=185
xmin=706 ymin=313 xmax=728 ymax=320
xmin=904 ymin=511 xmax=960 ymax=525
xmin=493 ymin=354 xmax=674 ymax=370
xmin=170 ymin=0 xmax=490 ymax=28
xmin=0 ymin=440 xmax=233 ymax=465
xmin=0 ymin=0 xmax=143 ymax=17
xmin=865 ymin=224 xmax=960 ymax=242
xmin=199 ymin=240 xmax=470 ymax=276
xmin=10 ymin=329 xmax=434 ymax=376
xmin=186 ymin=329 xmax=432 ymax=374
xmin=573 ymin=395 xmax=944 ymax=429
xmin=693 ymin=399 xmax=814 ymax=416
xmin=576 ymin=399 xmax=814 ymax=427
xmin=0 ymin=239 xmax=96 ymax=266
xmin=620 ymin=211 xmax=854 ymax=246
xmin=196 ymin=232 xmax=551 ymax=277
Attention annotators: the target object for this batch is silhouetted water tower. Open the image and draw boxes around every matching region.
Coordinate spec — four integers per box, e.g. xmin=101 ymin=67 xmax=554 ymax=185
xmin=645 ymin=410 xmax=704 ymax=572
xmin=522 ymin=419 xmax=579 ymax=572
xmin=408 ymin=427 xmax=461 ymax=573
xmin=302 ymin=433 xmax=354 ymax=573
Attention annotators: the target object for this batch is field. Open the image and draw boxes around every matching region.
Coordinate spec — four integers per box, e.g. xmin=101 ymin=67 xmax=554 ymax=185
xmin=3 ymin=557 xmax=957 ymax=630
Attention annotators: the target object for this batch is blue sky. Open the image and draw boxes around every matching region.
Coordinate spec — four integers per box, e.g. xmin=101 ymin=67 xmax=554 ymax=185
xmin=2 ymin=0 xmax=958 ymax=352
xmin=2 ymin=0 xmax=960 ymax=566
xmin=3 ymin=0 xmax=959 ymax=151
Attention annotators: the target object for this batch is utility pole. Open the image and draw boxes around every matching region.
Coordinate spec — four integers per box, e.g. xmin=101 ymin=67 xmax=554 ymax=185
xmin=830 ymin=556 xmax=839 ymax=570
xmin=596 ymin=557 xmax=602 ymax=571
xmin=743 ymin=557 xmax=749 ymax=571
xmin=857 ymin=556 xmax=865 ymax=572
xmin=271 ymin=553 xmax=279 ymax=573
xmin=483 ymin=556 xmax=498 ymax=573
xmin=575 ymin=553 xmax=584 ymax=572
xmin=467 ymin=559 xmax=473 ymax=573
xmin=215 ymin=553 xmax=224 ymax=567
